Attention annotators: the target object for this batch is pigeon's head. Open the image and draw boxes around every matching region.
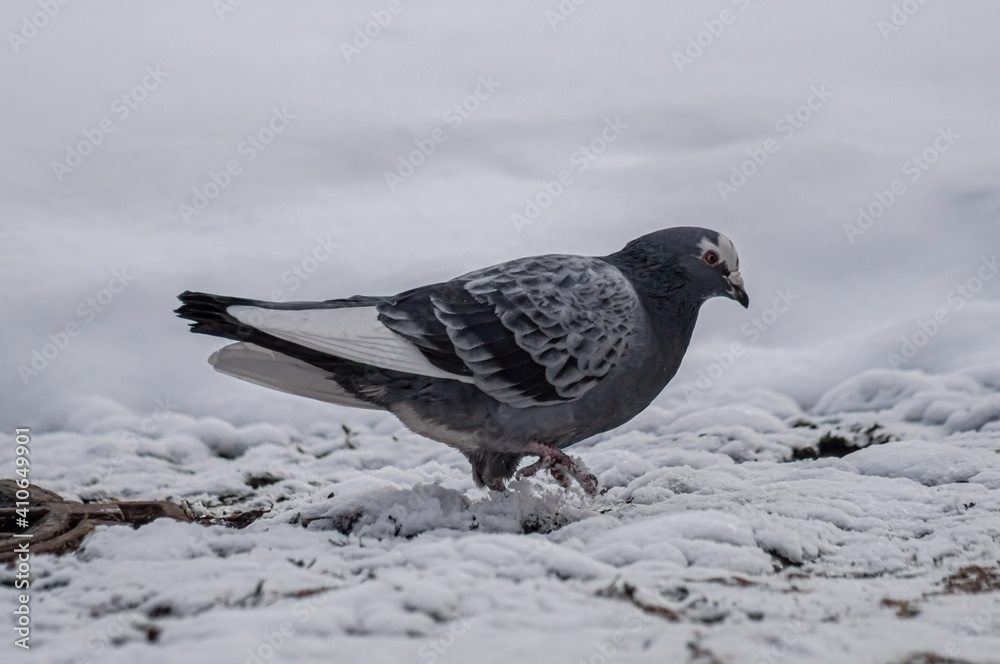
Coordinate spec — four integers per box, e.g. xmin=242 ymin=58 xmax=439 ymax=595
xmin=609 ymin=227 xmax=749 ymax=309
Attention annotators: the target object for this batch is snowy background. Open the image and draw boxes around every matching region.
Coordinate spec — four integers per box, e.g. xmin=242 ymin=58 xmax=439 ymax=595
xmin=2 ymin=1 xmax=1000 ymax=662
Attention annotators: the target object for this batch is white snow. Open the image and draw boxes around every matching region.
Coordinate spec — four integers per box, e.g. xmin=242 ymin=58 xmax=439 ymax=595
xmin=843 ymin=441 xmax=996 ymax=486
xmin=2 ymin=1 xmax=999 ymax=663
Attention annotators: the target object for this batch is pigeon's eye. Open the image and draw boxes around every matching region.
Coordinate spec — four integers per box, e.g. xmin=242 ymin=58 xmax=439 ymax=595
xmin=703 ymin=251 xmax=720 ymax=266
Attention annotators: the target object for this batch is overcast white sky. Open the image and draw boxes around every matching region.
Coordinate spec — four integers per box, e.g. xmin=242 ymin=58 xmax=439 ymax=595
xmin=2 ymin=1 xmax=998 ymax=429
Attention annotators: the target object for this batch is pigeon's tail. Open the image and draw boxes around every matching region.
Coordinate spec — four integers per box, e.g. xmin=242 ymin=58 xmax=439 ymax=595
xmin=175 ymin=291 xmax=258 ymax=341
xmin=175 ymin=290 xmax=385 ymax=341
xmin=175 ymin=291 xmax=389 ymax=410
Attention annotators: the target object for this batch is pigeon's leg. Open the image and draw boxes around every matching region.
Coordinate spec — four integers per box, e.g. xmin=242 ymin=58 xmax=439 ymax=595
xmin=518 ymin=451 xmax=571 ymax=488
xmin=517 ymin=441 xmax=599 ymax=495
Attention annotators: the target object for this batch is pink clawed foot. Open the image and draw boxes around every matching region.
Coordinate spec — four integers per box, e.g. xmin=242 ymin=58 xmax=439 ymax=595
xmin=516 ymin=441 xmax=599 ymax=495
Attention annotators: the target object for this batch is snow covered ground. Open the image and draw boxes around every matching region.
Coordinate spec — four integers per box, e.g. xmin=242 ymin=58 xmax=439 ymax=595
xmin=2 ymin=1 xmax=999 ymax=662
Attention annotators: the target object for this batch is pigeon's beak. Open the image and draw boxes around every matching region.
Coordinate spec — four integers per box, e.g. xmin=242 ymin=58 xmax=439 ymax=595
xmin=726 ymin=271 xmax=749 ymax=308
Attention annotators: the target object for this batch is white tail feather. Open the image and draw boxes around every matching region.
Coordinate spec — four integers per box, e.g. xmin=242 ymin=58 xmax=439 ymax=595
xmin=209 ymin=342 xmax=382 ymax=410
xmin=227 ymin=305 xmax=473 ymax=383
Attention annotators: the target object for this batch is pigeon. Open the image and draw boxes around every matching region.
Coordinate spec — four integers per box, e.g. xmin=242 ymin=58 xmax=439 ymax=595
xmin=175 ymin=227 xmax=748 ymax=495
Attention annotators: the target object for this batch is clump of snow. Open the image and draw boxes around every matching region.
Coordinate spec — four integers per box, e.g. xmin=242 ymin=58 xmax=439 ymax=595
xmin=943 ymin=394 xmax=1000 ymax=434
xmin=814 ymin=369 xmax=957 ymax=415
xmin=842 ymin=441 xmax=996 ymax=486
xmin=585 ymin=511 xmax=772 ymax=574
xmin=666 ymin=405 xmax=790 ymax=435
xmin=175 ymin=418 xmax=291 ymax=459
xmin=815 ymin=367 xmax=1000 ymax=436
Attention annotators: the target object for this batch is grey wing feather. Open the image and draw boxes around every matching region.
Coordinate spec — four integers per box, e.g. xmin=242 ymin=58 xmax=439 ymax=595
xmin=446 ymin=255 xmax=639 ymax=407
xmin=463 ymin=256 xmax=638 ymax=401
xmin=378 ymin=255 xmax=639 ymax=408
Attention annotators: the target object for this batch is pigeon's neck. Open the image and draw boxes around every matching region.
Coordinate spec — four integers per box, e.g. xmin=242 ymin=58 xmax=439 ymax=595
xmin=603 ymin=248 xmax=704 ymax=384
xmin=603 ymin=250 xmax=703 ymax=328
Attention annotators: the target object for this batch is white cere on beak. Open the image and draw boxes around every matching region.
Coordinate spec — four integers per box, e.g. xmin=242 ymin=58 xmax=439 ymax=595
xmin=727 ymin=270 xmax=744 ymax=288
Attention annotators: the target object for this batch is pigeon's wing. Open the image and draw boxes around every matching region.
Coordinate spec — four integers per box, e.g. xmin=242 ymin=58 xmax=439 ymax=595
xmin=378 ymin=255 xmax=640 ymax=408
